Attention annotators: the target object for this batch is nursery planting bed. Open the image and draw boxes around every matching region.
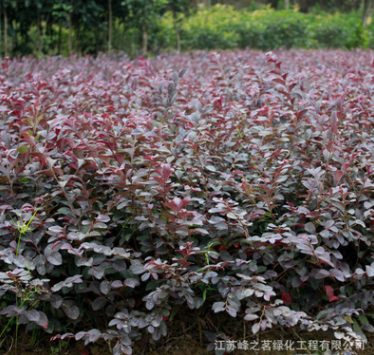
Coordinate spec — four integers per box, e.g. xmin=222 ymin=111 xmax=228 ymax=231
xmin=1 ymin=50 xmax=374 ymax=354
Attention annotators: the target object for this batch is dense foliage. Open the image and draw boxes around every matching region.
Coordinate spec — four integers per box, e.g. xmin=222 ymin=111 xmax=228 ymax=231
xmin=0 ymin=0 xmax=373 ymax=56
xmin=159 ymin=6 xmax=365 ymax=51
xmin=0 ymin=0 xmax=194 ymax=57
xmin=1 ymin=50 xmax=374 ymax=354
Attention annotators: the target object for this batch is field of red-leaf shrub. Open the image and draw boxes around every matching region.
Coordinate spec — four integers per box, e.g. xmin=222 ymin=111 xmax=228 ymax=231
xmin=1 ymin=50 xmax=374 ymax=354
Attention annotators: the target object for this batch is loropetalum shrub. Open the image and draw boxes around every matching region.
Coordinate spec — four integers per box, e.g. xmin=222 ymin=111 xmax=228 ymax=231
xmin=1 ymin=50 xmax=374 ymax=353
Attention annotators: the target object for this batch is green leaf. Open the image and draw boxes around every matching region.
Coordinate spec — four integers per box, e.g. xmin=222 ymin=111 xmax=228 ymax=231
xmin=353 ymin=320 xmax=361 ymax=332
xmin=17 ymin=146 xmax=28 ymax=154
xmin=57 ymin=207 xmax=72 ymax=215
xmin=145 ymin=279 xmax=163 ymax=291
xmin=358 ymin=315 xmax=369 ymax=325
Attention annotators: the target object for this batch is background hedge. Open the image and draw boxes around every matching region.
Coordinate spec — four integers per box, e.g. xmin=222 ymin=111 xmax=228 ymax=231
xmin=157 ymin=6 xmax=368 ymax=51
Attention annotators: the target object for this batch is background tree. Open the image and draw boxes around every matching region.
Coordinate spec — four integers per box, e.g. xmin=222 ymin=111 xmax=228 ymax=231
xmin=362 ymin=0 xmax=374 ymax=27
xmin=108 ymin=0 xmax=112 ymax=52
xmin=52 ymin=1 xmax=72 ymax=55
xmin=166 ymin=0 xmax=197 ymax=51
xmin=121 ymin=0 xmax=167 ymax=54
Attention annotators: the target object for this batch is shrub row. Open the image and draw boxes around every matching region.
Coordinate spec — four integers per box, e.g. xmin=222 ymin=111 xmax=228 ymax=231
xmin=156 ymin=6 xmax=368 ymax=51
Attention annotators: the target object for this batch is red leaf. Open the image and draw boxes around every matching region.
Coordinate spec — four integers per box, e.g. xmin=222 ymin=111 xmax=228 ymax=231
xmin=329 ymin=295 xmax=340 ymax=302
xmin=282 ymin=292 xmax=292 ymax=306
xmin=265 ymin=51 xmax=278 ymax=63
xmin=161 ymin=163 xmax=171 ymax=181
xmin=325 ymin=285 xmax=340 ymax=301
xmin=324 ymin=285 xmax=334 ymax=298
xmin=334 ymin=170 xmax=344 ymax=185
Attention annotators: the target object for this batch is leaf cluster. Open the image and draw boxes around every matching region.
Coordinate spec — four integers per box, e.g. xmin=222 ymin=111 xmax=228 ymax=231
xmin=1 ymin=50 xmax=374 ymax=353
